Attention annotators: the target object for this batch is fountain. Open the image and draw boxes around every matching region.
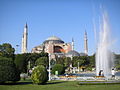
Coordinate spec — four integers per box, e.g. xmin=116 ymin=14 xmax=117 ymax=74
xmin=78 ymin=10 xmax=120 ymax=84
xmin=96 ymin=11 xmax=114 ymax=78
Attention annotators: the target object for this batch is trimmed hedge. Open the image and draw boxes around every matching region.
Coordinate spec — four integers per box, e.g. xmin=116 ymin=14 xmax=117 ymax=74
xmin=0 ymin=57 xmax=20 ymax=83
xmin=31 ymin=65 xmax=48 ymax=84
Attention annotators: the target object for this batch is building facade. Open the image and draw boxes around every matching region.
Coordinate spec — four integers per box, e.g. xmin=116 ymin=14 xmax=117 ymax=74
xmin=21 ymin=23 xmax=88 ymax=57
xmin=31 ymin=36 xmax=72 ymax=58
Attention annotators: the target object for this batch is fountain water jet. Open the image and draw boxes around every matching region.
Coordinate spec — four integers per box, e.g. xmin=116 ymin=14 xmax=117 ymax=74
xmin=96 ymin=11 xmax=114 ymax=78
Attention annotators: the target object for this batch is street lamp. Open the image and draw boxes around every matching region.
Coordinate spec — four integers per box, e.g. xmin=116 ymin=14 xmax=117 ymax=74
xmin=48 ymin=53 xmax=51 ymax=81
xmin=78 ymin=62 xmax=80 ymax=73
xmin=16 ymin=45 xmax=19 ymax=54
xmin=70 ymin=55 xmax=73 ymax=73
xmin=28 ymin=60 xmax=30 ymax=69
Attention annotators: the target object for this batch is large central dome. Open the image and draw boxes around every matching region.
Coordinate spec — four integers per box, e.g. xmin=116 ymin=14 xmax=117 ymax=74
xmin=44 ymin=36 xmax=64 ymax=44
xmin=46 ymin=36 xmax=61 ymax=41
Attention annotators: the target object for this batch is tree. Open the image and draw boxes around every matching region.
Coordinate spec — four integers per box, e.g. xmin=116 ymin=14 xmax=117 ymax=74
xmin=56 ymin=57 xmax=64 ymax=65
xmin=26 ymin=52 xmax=48 ymax=68
xmin=63 ymin=57 xmax=72 ymax=68
xmin=114 ymin=54 xmax=120 ymax=70
xmin=31 ymin=65 xmax=48 ymax=84
xmin=0 ymin=43 xmax=15 ymax=59
xmin=55 ymin=57 xmax=72 ymax=68
xmin=0 ymin=57 xmax=20 ymax=83
xmin=14 ymin=54 xmax=27 ymax=73
xmin=72 ymin=56 xmax=88 ymax=67
xmin=88 ymin=55 xmax=95 ymax=67
xmin=51 ymin=64 xmax=65 ymax=75
xmin=14 ymin=52 xmax=49 ymax=73
xmin=35 ymin=57 xmax=48 ymax=68
xmin=50 ymin=59 xmax=56 ymax=68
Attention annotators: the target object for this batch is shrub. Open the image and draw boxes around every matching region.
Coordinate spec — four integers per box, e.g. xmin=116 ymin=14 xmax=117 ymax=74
xmin=0 ymin=57 xmax=20 ymax=83
xmin=31 ymin=65 xmax=48 ymax=84
xmin=51 ymin=64 xmax=65 ymax=75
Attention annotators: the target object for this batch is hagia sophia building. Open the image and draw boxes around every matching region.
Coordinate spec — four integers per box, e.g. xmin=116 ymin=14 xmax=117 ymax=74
xmin=21 ymin=23 xmax=88 ymax=59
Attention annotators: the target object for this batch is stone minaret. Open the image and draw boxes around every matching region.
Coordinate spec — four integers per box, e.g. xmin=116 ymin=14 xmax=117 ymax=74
xmin=72 ymin=38 xmax=74 ymax=51
xmin=84 ymin=30 xmax=88 ymax=55
xmin=21 ymin=23 xmax=28 ymax=53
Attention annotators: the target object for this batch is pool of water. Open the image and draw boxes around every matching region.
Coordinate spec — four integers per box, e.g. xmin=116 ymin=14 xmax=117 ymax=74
xmin=75 ymin=71 xmax=120 ymax=77
xmin=115 ymin=71 xmax=120 ymax=76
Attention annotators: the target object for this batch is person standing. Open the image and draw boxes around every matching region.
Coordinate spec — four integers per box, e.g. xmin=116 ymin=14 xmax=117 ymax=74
xmin=111 ymin=68 xmax=115 ymax=78
xmin=99 ymin=70 xmax=104 ymax=76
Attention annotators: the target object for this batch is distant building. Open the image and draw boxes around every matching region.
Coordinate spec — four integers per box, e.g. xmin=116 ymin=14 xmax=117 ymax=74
xmin=66 ymin=38 xmax=80 ymax=59
xmin=66 ymin=50 xmax=80 ymax=57
xmin=31 ymin=36 xmax=72 ymax=59
xmin=21 ymin=24 xmax=88 ymax=57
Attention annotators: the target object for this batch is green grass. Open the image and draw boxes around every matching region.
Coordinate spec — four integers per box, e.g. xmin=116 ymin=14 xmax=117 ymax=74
xmin=0 ymin=79 xmax=120 ymax=90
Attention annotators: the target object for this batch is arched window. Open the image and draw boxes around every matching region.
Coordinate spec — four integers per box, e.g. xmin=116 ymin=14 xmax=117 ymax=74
xmin=54 ymin=46 xmax=65 ymax=53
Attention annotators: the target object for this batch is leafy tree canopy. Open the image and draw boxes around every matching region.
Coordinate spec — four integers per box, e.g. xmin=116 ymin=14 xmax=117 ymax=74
xmin=52 ymin=64 xmax=65 ymax=75
xmin=0 ymin=43 xmax=15 ymax=59
xmin=0 ymin=57 xmax=20 ymax=83
xmin=35 ymin=57 xmax=48 ymax=68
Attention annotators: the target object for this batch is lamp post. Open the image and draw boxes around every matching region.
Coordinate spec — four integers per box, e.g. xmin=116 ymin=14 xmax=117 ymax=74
xmin=78 ymin=62 xmax=80 ymax=73
xmin=48 ymin=53 xmax=51 ymax=81
xmin=28 ymin=60 xmax=30 ymax=69
xmin=28 ymin=60 xmax=30 ymax=76
xmin=16 ymin=45 xmax=19 ymax=54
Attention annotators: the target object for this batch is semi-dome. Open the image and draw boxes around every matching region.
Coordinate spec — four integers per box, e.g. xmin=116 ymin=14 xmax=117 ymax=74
xmin=79 ymin=52 xmax=87 ymax=56
xmin=66 ymin=50 xmax=80 ymax=57
xmin=43 ymin=36 xmax=64 ymax=44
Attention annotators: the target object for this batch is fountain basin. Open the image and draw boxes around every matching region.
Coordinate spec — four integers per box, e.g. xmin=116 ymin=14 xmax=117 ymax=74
xmin=78 ymin=81 xmax=120 ymax=85
xmin=95 ymin=76 xmax=105 ymax=78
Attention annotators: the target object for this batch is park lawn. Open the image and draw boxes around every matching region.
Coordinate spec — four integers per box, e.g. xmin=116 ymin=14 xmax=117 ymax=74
xmin=0 ymin=79 xmax=120 ymax=90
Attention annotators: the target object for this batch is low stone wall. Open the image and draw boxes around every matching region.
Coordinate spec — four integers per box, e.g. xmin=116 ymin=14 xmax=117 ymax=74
xmin=51 ymin=75 xmax=120 ymax=81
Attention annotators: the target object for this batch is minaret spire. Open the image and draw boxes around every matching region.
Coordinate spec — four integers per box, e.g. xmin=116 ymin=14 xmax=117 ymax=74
xmin=84 ymin=30 xmax=88 ymax=55
xmin=25 ymin=22 xmax=28 ymax=28
xmin=21 ymin=23 xmax=28 ymax=53
xmin=72 ymin=38 xmax=74 ymax=51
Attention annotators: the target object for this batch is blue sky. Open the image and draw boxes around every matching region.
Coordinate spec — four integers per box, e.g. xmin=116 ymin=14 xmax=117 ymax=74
xmin=0 ymin=0 xmax=120 ymax=55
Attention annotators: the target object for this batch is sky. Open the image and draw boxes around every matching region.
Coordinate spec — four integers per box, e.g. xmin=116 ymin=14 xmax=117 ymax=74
xmin=0 ymin=0 xmax=120 ymax=55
